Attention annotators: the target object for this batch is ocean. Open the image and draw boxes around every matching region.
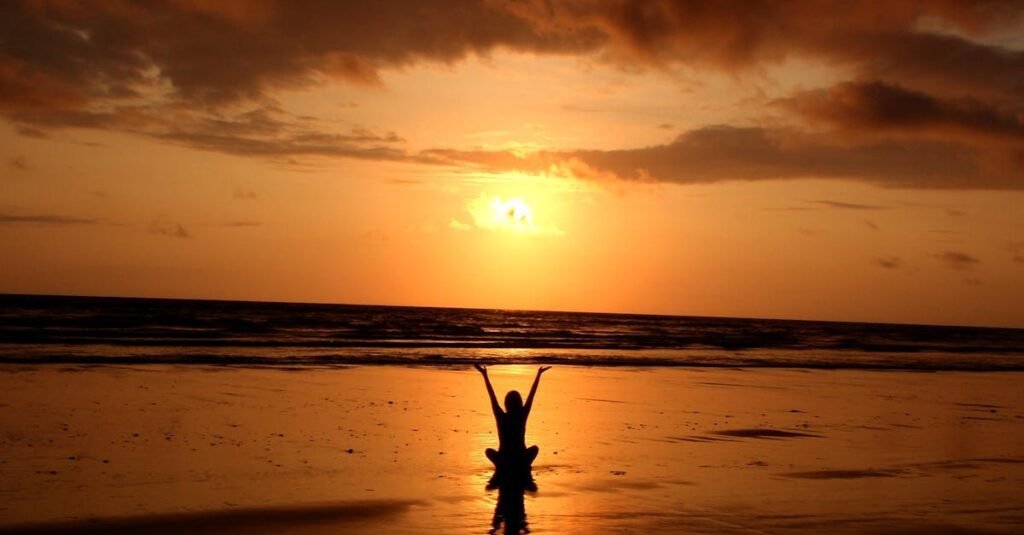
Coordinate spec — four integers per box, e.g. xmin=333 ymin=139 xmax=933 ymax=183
xmin=1 ymin=293 xmax=1022 ymax=370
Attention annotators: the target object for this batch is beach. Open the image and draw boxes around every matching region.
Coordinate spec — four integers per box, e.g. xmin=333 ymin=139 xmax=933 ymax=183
xmin=6 ymin=2 xmax=1024 ymax=533
xmin=1 ymin=365 xmax=1022 ymax=533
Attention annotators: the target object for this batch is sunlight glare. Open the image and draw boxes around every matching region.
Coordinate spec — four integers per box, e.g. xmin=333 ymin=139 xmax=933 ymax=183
xmin=492 ymin=197 xmax=533 ymax=230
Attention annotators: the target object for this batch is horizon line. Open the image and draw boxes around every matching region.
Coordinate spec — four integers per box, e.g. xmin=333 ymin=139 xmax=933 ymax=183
xmin=2 ymin=291 xmax=1020 ymax=332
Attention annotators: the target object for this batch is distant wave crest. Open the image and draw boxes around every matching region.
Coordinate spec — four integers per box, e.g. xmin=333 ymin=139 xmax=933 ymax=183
xmin=1 ymin=294 xmax=1023 ymax=371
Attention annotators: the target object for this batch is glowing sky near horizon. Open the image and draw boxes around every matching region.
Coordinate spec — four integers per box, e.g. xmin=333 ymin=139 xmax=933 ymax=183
xmin=1 ymin=1 xmax=1023 ymax=327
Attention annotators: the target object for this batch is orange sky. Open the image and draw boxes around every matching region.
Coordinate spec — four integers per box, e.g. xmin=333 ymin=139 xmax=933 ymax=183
xmin=2 ymin=1 xmax=1023 ymax=327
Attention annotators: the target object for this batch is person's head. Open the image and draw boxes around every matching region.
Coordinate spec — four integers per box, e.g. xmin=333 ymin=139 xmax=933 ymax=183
xmin=504 ymin=390 xmax=523 ymax=414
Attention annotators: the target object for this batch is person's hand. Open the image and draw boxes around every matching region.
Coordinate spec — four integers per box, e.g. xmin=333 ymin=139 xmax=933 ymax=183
xmin=538 ymin=366 xmax=552 ymax=374
xmin=474 ymin=363 xmax=488 ymax=375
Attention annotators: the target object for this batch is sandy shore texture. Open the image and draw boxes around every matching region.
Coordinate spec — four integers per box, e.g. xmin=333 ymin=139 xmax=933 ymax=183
xmin=1 ymin=365 xmax=1022 ymax=533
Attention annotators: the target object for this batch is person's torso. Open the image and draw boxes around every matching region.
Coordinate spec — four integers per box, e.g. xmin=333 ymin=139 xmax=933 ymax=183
xmin=497 ymin=413 xmax=526 ymax=451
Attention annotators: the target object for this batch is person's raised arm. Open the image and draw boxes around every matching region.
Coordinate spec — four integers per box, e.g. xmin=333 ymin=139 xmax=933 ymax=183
xmin=475 ymin=364 xmax=502 ymax=417
xmin=524 ymin=366 xmax=551 ymax=417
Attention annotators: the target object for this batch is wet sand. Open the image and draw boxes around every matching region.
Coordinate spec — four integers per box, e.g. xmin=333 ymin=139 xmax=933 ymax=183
xmin=1 ymin=365 xmax=1022 ymax=533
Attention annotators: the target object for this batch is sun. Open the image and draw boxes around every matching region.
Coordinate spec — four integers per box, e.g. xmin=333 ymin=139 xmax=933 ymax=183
xmin=492 ymin=197 xmax=533 ymax=229
xmin=459 ymin=192 xmax=560 ymax=234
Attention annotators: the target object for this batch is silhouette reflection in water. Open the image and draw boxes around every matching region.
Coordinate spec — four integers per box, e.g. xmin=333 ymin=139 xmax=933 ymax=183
xmin=474 ymin=365 xmax=550 ymax=534
xmin=487 ymin=468 xmax=536 ymax=535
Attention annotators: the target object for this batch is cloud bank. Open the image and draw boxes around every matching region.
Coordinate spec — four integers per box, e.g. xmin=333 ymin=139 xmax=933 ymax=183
xmin=2 ymin=1 xmax=1023 ymax=188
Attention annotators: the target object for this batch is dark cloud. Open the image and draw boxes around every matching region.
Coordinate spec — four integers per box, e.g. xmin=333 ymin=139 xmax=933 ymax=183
xmin=934 ymin=251 xmax=980 ymax=271
xmin=0 ymin=213 xmax=98 ymax=225
xmin=431 ymin=125 xmax=1007 ymax=189
xmin=150 ymin=220 xmax=191 ymax=239
xmin=15 ymin=125 xmax=47 ymax=138
xmin=0 ymin=1 xmax=595 ymax=162
xmin=811 ymin=200 xmax=886 ymax=210
xmin=864 ymin=220 xmax=879 ymax=231
xmin=4 ymin=1 xmax=1020 ymax=117
xmin=1008 ymin=242 xmax=1024 ymax=263
xmin=157 ymin=127 xmax=411 ymax=161
xmin=875 ymin=256 xmax=902 ymax=269
xmin=223 ymin=221 xmax=261 ymax=228
xmin=10 ymin=103 xmax=414 ymax=163
xmin=761 ymin=206 xmax=814 ymax=212
xmin=516 ymin=3 xmax=1024 ymax=189
xmin=782 ymin=81 xmax=1024 ymax=142
xmin=832 ymin=28 xmax=1024 ymax=102
xmin=798 ymin=227 xmax=822 ymax=237
xmin=513 ymin=1 xmax=1024 ymax=99
xmin=2 ymin=1 xmax=1024 ymax=188
xmin=9 ymin=155 xmax=29 ymax=170
xmin=0 ymin=1 xmax=598 ymax=110
xmin=233 ymin=188 xmax=258 ymax=200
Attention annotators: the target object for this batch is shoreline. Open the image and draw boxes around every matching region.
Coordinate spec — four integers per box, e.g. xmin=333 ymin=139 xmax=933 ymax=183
xmin=3 ymin=356 xmax=1024 ymax=372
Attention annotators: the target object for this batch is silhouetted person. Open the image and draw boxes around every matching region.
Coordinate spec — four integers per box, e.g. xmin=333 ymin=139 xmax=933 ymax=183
xmin=474 ymin=364 xmax=551 ymax=471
